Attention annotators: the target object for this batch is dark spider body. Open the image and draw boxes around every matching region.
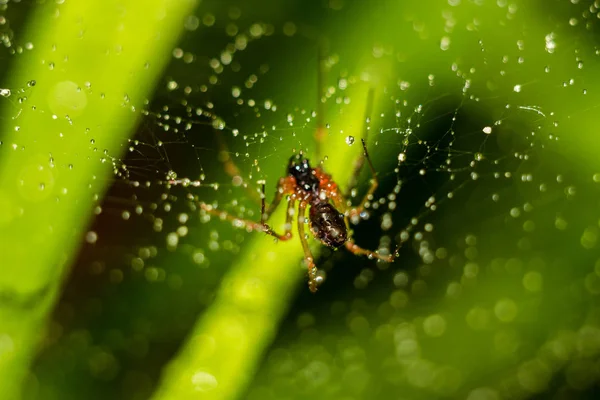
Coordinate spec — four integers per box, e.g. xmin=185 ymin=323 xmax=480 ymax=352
xmin=288 ymin=154 xmax=348 ymax=248
xmin=309 ymin=202 xmax=347 ymax=248
xmin=194 ymin=138 xmax=396 ymax=293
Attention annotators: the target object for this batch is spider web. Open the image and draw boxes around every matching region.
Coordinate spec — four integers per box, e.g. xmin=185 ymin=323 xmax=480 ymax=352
xmin=2 ymin=0 xmax=600 ymax=399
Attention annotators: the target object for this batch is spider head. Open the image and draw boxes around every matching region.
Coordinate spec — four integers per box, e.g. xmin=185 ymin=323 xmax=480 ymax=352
xmin=288 ymin=153 xmax=319 ymax=192
xmin=309 ymin=201 xmax=347 ymax=248
xmin=288 ymin=153 xmax=311 ymax=175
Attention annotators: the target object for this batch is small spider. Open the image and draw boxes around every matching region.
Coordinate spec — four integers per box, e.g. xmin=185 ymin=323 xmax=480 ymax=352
xmin=199 ymin=138 xmax=398 ymax=292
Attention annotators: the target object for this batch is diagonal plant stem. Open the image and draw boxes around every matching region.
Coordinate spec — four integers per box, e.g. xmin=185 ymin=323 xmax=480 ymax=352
xmin=0 ymin=0 xmax=197 ymax=397
xmin=151 ymin=80 xmax=385 ymax=400
xmin=149 ymin=2 xmax=425 ymax=399
xmin=153 ymin=2 xmax=600 ymax=399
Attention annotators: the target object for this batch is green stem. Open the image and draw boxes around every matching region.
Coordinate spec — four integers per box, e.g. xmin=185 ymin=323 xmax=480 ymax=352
xmin=0 ymin=0 xmax=197 ymax=397
xmin=151 ymin=81 xmax=385 ymax=399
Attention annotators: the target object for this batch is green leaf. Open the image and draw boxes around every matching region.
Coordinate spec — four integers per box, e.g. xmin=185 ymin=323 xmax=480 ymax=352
xmin=0 ymin=0 xmax=197 ymax=397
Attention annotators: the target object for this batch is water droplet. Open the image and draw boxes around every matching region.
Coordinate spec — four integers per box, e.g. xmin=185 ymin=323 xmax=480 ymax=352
xmin=494 ymin=298 xmax=518 ymax=322
xmin=440 ymin=36 xmax=451 ymax=51
xmin=167 ymin=80 xmax=178 ymax=90
xmin=86 ymin=231 xmax=98 ymax=244
xmin=166 ymin=170 xmax=177 ymax=180
xmin=423 ymin=314 xmax=446 ymax=337
xmin=345 ymin=136 xmax=355 ymax=145
xmin=212 ymin=118 xmax=225 ymax=130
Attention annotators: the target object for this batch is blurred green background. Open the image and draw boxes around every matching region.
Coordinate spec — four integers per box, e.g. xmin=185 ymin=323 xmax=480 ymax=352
xmin=1 ymin=0 xmax=600 ymax=399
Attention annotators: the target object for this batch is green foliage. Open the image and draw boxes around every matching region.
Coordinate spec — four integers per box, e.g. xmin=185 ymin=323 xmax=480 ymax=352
xmin=0 ymin=0 xmax=197 ymax=398
xmin=1 ymin=0 xmax=600 ymax=399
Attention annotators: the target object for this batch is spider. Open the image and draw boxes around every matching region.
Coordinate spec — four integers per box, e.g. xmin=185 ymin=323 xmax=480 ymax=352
xmin=198 ymin=136 xmax=398 ymax=293
xmin=168 ymin=53 xmax=398 ymax=291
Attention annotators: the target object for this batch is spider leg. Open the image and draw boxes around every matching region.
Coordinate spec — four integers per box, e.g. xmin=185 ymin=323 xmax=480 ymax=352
xmin=347 ymin=138 xmax=379 ymax=220
xmin=261 ymin=180 xmax=285 ymax=221
xmin=200 ymin=203 xmax=266 ymax=233
xmin=201 ymin=180 xmax=295 ymax=241
xmin=345 ymin=88 xmax=375 ymax=195
xmin=344 ymin=239 xmax=396 ymax=263
xmin=199 ymin=175 xmax=296 ymax=241
xmin=297 ymin=202 xmax=319 ymax=293
xmin=200 ymin=198 xmax=294 ymax=242
xmin=260 ymin=186 xmax=295 ymax=241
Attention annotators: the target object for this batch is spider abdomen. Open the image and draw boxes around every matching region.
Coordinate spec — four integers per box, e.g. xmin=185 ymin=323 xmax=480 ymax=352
xmin=309 ymin=201 xmax=347 ymax=248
